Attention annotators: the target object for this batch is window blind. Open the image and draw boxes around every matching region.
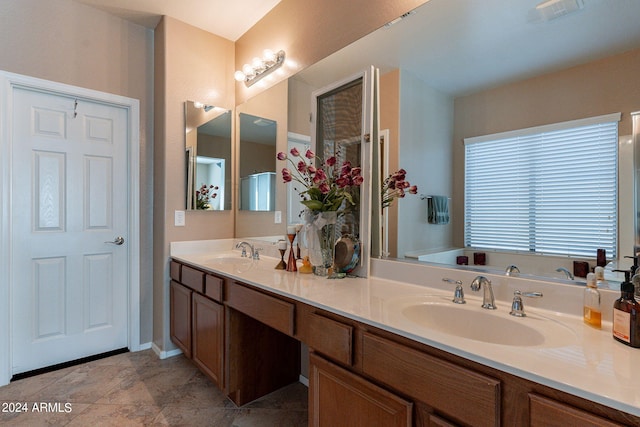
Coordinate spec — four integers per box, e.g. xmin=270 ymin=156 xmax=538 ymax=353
xmin=464 ymin=113 xmax=620 ymax=258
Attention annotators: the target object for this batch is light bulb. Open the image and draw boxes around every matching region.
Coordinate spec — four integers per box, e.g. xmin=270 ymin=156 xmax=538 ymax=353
xmin=234 ymin=70 xmax=246 ymax=82
xmin=263 ymin=49 xmax=276 ymax=63
xmin=242 ymin=64 xmax=254 ymax=76
xmin=252 ymin=57 xmax=264 ymax=71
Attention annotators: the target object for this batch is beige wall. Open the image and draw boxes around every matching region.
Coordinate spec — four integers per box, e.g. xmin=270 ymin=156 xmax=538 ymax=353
xmin=153 ymin=16 xmax=235 ymax=351
xmin=0 ymin=0 xmax=155 ymax=344
xmin=380 ymin=70 xmax=400 ymax=257
xmin=452 ymin=48 xmax=640 ymax=249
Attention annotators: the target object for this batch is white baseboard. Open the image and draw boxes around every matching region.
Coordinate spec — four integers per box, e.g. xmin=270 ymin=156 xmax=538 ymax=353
xmin=151 ymin=342 xmax=183 ymax=359
xmin=299 ymin=375 xmax=309 ymax=387
xmin=134 ymin=342 xmax=152 ymax=351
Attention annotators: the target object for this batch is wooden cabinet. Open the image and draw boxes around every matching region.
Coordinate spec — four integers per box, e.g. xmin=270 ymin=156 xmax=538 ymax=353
xmin=192 ymin=292 xmax=224 ymax=386
xmin=309 ymin=352 xmax=412 ymax=427
xmin=225 ymin=283 xmax=300 ymax=406
xmin=169 ymin=261 xmax=225 ymax=389
xmin=169 ymin=280 xmax=192 ymax=358
xmin=169 ymin=258 xmax=640 ymax=425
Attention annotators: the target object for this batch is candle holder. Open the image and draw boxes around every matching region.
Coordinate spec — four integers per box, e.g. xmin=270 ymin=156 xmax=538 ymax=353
xmin=295 ymin=224 xmax=303 ymax=259
xmin=286 ymin=233 xmax=297 ymax=272
xmin=275 ymin=248 xmax=287 ymax=270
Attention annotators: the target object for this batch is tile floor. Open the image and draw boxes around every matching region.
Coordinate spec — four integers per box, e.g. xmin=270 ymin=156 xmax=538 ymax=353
xmin=0 ymin=350 xmax=308 ymax=426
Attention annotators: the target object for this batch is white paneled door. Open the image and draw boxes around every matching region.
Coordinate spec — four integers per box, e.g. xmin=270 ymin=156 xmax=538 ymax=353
xmin=10 ymin=87 xmax=129 ymax=375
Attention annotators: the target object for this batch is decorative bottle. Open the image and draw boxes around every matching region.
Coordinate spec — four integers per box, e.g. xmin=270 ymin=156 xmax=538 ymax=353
xmin=594 ymin=266 xmax=609 ymax=289
xmin=613 ymin=270 xmax=640 ymax=348
xmin=583 ymin=273 xmax=601 ymax=329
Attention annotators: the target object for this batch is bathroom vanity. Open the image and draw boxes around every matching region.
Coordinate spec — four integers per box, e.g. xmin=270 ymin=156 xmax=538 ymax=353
xmin=170 ymin=240 xmax=640 ymax=426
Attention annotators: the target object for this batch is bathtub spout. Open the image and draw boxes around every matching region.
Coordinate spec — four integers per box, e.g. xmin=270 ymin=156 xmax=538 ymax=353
xmin=505 ymin=265 xmax=520 ymax=276
xmin=555 ymin=267 xmax=574 ymax=280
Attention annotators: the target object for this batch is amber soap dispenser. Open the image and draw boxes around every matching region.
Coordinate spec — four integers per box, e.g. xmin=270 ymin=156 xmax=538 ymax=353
xmin=583 ymin=273 xmax=601 ymax=328
xmin=613 ymin=270 xmax=640 ymax=348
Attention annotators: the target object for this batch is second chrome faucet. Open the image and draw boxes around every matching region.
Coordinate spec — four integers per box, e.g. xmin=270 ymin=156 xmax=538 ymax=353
xmin=470 ymin=275 xmax=496 ymax=310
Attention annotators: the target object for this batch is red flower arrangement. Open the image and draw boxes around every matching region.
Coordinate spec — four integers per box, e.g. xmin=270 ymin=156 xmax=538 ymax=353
xmin=381 ymin=169 xmax=418 ymax=209
xmin=277 ymin=148 xmax=363 ymax=214
xmin=196 ymin=183 xmax=218 ymax=210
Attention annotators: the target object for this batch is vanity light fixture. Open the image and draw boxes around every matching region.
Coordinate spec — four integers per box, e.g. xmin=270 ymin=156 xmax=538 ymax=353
xmin=193 ymin=102 xmax=216 ymax=112
xmin=234 ymin=49 xmax=286 ymax=87
xmin=535 ymin=0 xmax=584 ymax=20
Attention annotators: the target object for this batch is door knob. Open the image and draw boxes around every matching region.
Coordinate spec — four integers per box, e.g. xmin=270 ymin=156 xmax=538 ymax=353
xmin=105 ymin=236 xmax=125 ymax=245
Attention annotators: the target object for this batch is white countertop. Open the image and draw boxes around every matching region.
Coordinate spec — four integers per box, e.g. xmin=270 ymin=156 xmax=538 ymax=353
xmin=171 ymin=239 xmax=640 ymax=417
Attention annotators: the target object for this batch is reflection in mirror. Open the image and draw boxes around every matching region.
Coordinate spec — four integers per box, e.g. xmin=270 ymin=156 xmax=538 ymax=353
xmin=289 ymin=0 xmax=640 ymax=283
xmin=316 ymin=78 xmax=363 ymax=238
xmin=185 ymin=101 xmax=232 ymax=211
xmin=239 ymin=112 xmax=277 ymax=211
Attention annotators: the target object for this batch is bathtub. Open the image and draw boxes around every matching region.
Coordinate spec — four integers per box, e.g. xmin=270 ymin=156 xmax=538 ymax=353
xmin=415 ymin=248 xmax=604 ymax=281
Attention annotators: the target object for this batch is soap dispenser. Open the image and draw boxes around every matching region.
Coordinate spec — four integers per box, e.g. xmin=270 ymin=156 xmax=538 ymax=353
xmin=583 ymin=273 xmax=601 ymax=328
xmin=612 ymin=270 xmax=640 ymax=348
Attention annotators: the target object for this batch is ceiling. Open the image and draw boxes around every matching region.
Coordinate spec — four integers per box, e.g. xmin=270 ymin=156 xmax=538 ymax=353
xmin=73 ymin=0 xmax=281 ymax=41
xmin=74 ymin=0 xmax=640 ymax=97
xmin=296 ymin=0 xmax=640 ymax=96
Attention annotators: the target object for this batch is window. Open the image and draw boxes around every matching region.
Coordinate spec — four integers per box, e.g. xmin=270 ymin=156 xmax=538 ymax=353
xmin=464 ymin=113 xmax=620 ymax=258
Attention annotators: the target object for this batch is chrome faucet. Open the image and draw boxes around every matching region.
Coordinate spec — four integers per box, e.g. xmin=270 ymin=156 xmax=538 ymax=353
xmin=470 ymin=275 xmax=496 ymax=310
xmin=505 ymin=265 xmax=520 ymax=276
xmin=236 ymin=241 xmax=262 ymax=260
xmin=555 ymin=267 xmax=574 ymax=280
xmin=509 ymin=290 xmax=543 ymax=317
xmin=442 ymin=278 xmax=465 ymax=304
xmin=236 ymin=241 xmax=254 ymax=259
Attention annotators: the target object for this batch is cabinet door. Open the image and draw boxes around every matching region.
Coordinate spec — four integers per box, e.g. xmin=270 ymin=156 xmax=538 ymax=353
xmin=529 ymin=394 xmax=624 ymax=427
xmin=192 ymin=292 xmax=224 ymax=388
xmin=170 ymin=281 xmax=192 ymax=358
xmin=309 ymin=353 xmax=412 ymax=427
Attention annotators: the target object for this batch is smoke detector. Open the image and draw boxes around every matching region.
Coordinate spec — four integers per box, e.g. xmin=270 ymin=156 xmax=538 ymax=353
xmin=535 ymin=0 xmax=584 ymax=21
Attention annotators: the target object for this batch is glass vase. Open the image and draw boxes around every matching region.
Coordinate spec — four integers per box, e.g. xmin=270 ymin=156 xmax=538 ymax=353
xmin=304 ymin=210 xmax=338 ymax=276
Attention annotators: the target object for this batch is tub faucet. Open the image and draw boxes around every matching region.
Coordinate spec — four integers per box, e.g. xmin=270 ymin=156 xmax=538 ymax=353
xmin=470 ymin=275 xmax=496 ymax=310
xmin=555 ymin=267 xmax=574 ymax=280
xmin=505 ymin=265 xmax=520 ymax=276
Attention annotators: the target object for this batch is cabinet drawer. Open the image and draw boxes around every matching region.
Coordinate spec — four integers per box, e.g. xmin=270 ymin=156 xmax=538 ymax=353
xmin=529 ymin=394 xmax=623 ymax=427
xmin=362 ymin=332 xmax=500 ymax=427
xmin=305 ymin=312 xmax=353 ymax=365
xmin=170 ymin=260 xmax=181 ymax=282
xmin=205 ymin=274 xmax=224 ymax=302
xmin=226 ymin=283 xmax=294 ymax=336
xmin=181 ymin=265 xmax=204 ymax=293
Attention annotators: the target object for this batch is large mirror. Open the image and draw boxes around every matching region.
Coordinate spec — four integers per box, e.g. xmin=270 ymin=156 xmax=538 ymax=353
xmin=185 ymin=101 xmax=232 ymax=211
xmin=282 ymin=0 xmax=640 ymax=283
xmin=235 ymin=79 xmax=288 ymax=238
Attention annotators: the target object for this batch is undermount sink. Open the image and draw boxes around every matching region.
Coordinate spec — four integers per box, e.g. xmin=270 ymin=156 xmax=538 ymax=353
xmin=390 ymin=296 xmax=577 ymax=348
xmin=203 ymin=254 xmax=254 ymax=272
